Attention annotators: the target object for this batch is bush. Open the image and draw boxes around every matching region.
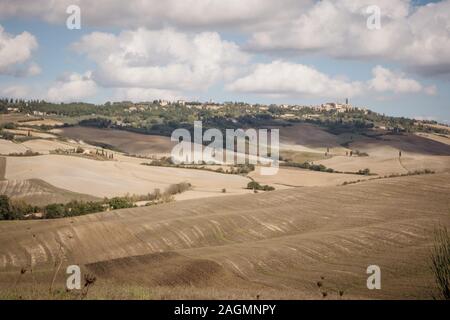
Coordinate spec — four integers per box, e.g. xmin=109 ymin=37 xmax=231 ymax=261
xmin=10 ymin=201 xmax=38 ymax=219
xmin=108 ymin=197 xmax=134 ymax=210
xmin=164 ymin=182 xmax=191 ymax=195
xmin=281 ymin=161 xmax=334 ymax=173
xmin=354 ymin=150 xmax=369 ymax=157
xmin=1 ymin=122 xmax=16 ymax=130
xmin=246 ymin=181 xmax=275 ymax=191
xmin=0 ymin=130 xmax=14 ymax=140
xmin=44 ymin=203 xmax=66 ymax=219
xmin=0 ymin=195 xmax=11 ymax=220
xmin=358 ymin=168 xmax=371 ymax=175
xmin=431 ymin=226 xmax=450 ymax=300
xmin=45 ymin=200 xmax=106 ymax=219
xmin=8 ymin=150 xmax=40 ymax=157
xmin=76 ymin=146 xmax=85 ymax=153
xmin=0 ymin=196 xmax=41 ymax=220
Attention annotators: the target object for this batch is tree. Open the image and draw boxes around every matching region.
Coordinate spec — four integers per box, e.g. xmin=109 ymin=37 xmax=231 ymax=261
xmin=45 ymin=203 xmax=66 ymax=219
xmin=0 ymin=195 xmax=11 ymax=220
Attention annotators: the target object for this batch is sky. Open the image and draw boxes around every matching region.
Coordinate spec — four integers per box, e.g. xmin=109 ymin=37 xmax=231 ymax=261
xmin=0 ymin=0 xmax=449 ymax=123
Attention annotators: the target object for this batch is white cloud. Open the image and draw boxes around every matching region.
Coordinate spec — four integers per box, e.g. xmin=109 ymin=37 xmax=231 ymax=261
xmin=0 ymin=0 xmax=308 ymax=30
xmin=227 ymin=60 xmax=364 ymax=98
xmin=0 ymin=25 xmax=40 ymax=76
xmin=114 ymin=88 xmax=184 ymax=102
xmin=369 ymin=66 xmax=437 ymax=95
xmin=227 ymin=62 xmax=436 ymax=99
xmin=248 ymin=0 xmax=450 ymax=76
xmin=369 ymin=66 xmax=421 ymax=94
xmin=46 ymin=71 xmax=98 ymax=103
xmin=73 ymin=28 xmax=249 ymax=92
xmin=2 ymin=0 xmax=449 ymax=77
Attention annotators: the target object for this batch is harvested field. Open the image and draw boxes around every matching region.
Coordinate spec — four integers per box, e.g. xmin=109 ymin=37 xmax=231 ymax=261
xmin=0 ymin=139 xmax=28 ymax=155
xmin=415 ymin=132 xmax=450 ymax=146
xmin=86 ymin=252 xmax=252 ymax=288
xmin=57 ymin=126 xmax=175 ymax=156
xmin=249 ymin=167 xmax=368 ymax=188
xmin=315 ymin=132 xmax=450 ymax=175
xmin=0 ymin=137 xmax=78 ymax=155
xmin=279 ymin=150 xmax=330 ymax=163
xmin=20 ymin=139 xmax=75 ymax=154
xmin=4 ymin=154 xmax=251 ymax=198
xmin=2 ymin=129 xmax=57 ymax=139
xmin=318 ymin=154 xmax=450 ymax=175
xmin=0 ymin=179 xmax=99 ymax=206
xmin=0 ymin=114 xmax=35 ymax=125
xmin=19 ymin=119 xmax=64 ymax=127
xmin=348 ymin=133 xmax=450 ymax=156
xmin=0 ymin=174 xmax=448 ymax=299
xmin=278 ymin=123 xmax=341 ymax=149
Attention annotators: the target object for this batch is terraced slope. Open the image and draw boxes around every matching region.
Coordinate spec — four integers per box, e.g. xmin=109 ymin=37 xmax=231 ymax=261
xmin=0 ymin=174 xmax=449 ymax=299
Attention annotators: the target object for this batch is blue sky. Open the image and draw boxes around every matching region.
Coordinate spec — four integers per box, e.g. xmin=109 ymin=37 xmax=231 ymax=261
xmin=0 ymin=0 xmax=448 ymax=123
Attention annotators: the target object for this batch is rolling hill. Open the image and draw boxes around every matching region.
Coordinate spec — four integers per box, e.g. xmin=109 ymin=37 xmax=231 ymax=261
xmin=0 ymin=173 xmax=448 ymax=299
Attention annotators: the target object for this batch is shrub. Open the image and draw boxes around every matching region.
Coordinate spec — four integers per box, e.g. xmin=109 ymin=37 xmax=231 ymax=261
xmin=0 ymin=130 xmax=14 ymax=140
xmin=108 ymin=197 xmax=134 ymax=210
xmin=10 ymin=201 xmax=37 ymax=219
xmin=76 ymin=146 xmax=85 ymax=153
xmin=164 ymin=182 xmax=191 ymax=195
xmin=358 ymin=168 xmax=371 ymax=175
xmin=8 ymin=150 xmax=40 ymax=157
xmin=1 ymin=122 xmax=16 ymax=130
xmin=246 ymin=181 xmax=275 ymax=191
xmin=44 ymin=203 xmax=66 ymax=219
xmin=0 ymin=195 xmax=11 ymax=220
xmin=354 ymin=150 xmax=369 ymax=157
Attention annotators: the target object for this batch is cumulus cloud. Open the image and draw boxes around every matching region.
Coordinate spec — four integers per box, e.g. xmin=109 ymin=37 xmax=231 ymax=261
xmin=227 ymin=61 xmax=436 ymax=98
xmin=72 ymin=28 xmax=249 ymax=92
xmin=0 ymin=25 xmax=40 ymax=76
xmin=46 ymin=71 xmax=98 ymax=103
xmin=0 ymin=0 xmax=308 ymax=29
xmin=2 ymin=0 xmax=449 ymax=78
xmin=227 ymin=60 xmax=364 ymax=98
xmin=369 ymin=66 xmax=424 ymax=94
xmin=248 ymin=0 xmax=450 ymax=76
xmin=114 ymin=88 xmax=184 ymax=102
